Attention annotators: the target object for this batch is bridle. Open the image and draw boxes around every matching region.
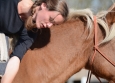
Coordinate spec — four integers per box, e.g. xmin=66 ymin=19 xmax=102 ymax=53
xmin=86 ymin=16 xmax=115 ymax=83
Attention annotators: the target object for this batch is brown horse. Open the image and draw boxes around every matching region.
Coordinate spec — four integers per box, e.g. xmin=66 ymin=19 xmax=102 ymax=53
xmin=10 ymin=3 xmax=115 ymax=83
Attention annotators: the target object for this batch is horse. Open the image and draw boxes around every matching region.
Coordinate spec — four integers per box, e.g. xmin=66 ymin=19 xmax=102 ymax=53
xmin=6 ymin=3 xmax=115 ymax=83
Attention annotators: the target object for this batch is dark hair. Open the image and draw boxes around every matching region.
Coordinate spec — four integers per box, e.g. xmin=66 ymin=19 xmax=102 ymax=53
xmin=32 ymin=0 xmax=68 ymax=20
xmin=25 ymin=0 xmax=69 ymax=30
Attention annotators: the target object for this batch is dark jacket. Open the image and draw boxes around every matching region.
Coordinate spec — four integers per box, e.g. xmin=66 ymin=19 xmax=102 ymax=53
xmin=0 ymin=0 xmax=37 ymax=60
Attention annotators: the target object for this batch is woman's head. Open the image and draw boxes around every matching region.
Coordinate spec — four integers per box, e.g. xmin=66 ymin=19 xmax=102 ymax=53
xmin=25 ymin=0 xmax=69 ymax=30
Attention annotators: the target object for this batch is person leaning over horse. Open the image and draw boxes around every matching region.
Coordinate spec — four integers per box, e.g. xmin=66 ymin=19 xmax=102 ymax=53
xmin=0 ymin=0 xmax=69 ymax=83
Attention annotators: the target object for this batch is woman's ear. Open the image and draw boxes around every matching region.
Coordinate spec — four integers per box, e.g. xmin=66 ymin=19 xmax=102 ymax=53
xmin=40 ymin=3 xmax=47 ymax=9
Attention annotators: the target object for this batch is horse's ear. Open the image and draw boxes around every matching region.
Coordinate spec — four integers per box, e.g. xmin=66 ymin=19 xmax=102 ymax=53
xmin=108 ymin=3 xmax=115 ymax=11
xmin=106 ymin=3 xmax=115 ymax=27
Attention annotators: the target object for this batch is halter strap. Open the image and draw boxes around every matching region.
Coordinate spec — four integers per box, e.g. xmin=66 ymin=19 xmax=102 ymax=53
xmin=86 ymin=16 xmax=115 ymax=83
xmin=86 ymin=16 xmax=101 ymax=83
xmin=93 ymin=16 xmax=115 ymax=67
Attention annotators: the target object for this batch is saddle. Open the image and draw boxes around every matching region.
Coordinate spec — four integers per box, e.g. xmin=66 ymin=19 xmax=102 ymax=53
xmin=0 ymin=33 xmax=9 ymax=76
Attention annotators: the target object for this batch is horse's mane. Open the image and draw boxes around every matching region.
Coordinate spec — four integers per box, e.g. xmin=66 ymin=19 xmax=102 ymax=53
xmin=96 ymin=11 xmax=115 ymax=44
xmin=67 ymin=8 xmax=115 ymax=45
xmin=68 ymin=8 xmax=94 ymax=31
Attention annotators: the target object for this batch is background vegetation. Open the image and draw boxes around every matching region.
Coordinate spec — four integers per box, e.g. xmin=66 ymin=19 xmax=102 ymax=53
xmin=65 ymin=0 xmax=115 ymax=14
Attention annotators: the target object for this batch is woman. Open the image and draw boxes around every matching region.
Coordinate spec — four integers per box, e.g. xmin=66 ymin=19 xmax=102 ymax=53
xmin=1 ymin=0 xmax=68 ymax=83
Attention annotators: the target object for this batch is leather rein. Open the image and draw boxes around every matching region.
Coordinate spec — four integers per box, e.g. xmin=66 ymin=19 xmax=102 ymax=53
xmin=86 ymin=16 xmax=115 ymax=83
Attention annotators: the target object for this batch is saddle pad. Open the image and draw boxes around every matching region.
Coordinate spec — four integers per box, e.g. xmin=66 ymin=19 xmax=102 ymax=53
xmin=0 ymin=33 xmax=9 ymax=62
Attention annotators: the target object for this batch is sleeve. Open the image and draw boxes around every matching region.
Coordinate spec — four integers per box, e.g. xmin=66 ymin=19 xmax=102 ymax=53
xmin=10 ymin=27 xmax=37 ymax=61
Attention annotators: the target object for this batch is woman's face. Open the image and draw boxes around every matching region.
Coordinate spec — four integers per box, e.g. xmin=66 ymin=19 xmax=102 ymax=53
xmin=32 ymin=3 xmax=64 ymax=29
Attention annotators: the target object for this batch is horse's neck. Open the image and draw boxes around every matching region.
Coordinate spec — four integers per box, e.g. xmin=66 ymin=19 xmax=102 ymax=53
xmin=36 ymin=20 xmax=93 ymax=82
xmin=46 ymin=19 xmax=95 ymax=81
xmin=13 ymin=19 xmax=95 ymax=83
